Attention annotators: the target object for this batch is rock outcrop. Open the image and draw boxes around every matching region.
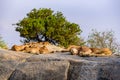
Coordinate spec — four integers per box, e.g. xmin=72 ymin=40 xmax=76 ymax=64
xmin=0 ymin=48 xmax=120 ymax=80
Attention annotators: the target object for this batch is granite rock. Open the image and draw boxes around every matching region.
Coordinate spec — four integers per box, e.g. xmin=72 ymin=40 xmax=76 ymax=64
xmin=0 ymin=49 xmax=120 ymax=80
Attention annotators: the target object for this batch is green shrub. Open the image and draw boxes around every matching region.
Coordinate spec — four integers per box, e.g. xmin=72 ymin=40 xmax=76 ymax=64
xmin=0 ymin=35 xmax=8 ymax=49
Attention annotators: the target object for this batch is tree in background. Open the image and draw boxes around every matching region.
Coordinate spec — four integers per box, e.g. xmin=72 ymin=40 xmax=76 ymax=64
xmin=15 ymin=8 xmax=83 ymax=47
xmin=0 ymin=35 xmax=8 ymax=49
xmin=87 ymin=29 xmax=120 ymax=53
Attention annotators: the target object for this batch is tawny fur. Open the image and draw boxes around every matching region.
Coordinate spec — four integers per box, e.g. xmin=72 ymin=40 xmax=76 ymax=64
xmin=100 ymin=48 xmax=112 ymax=56
xmin=24 ymin=47 xmax=40 ymax=54
xmin=78 ymin=46 xmax=92 ymax=56
xmin=90 ymin=48 xmax=100 ymax=54
xmin=70 ymin=47 xmax=79 ymax=55
xmin=11 ymin=42 xmax=66 ymax=54
xmin=11 ymin=42 xmax=112 ymax=57
xmin=42 ymin=42 xmax=50 ymax=45
xmin=11 ymin=45 xmax=26 ymax=51
xmin=67 ymin=45 xmax=81 ymax=51
xmin=39 ymin=46 xmax=50 ymax=54
xmin=69 ymin=46 xmax=112 ymax=57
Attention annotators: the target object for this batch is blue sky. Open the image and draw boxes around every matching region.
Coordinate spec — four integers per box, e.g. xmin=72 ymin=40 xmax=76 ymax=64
xmin=0 ymin=0 xmax=120 ymax=47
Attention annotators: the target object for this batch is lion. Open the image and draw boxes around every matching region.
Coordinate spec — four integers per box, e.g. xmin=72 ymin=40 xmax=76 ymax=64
xmin=39 ymin=46 xmax=50 ymax=54
xmin=69 ymin=46 xmax=92 ymax=56
xmin=90 ymin=48 xmax=100 ymax=54
xmin=24 ymin=47 xmax=40 ymax=54
xmin=99 ymin=48 xmax=112 ymax=56
xmin=70 ymin=47 xmax=79 ymax=55
xmin=69 ymin=46 xmax=112 ymax=57
xmin=42 ymin=41 xmax=50 ymax=45
xmin=24 ymin=42 xmax=45 ymax=48
xmin=86 ymin=47 xmax=112 ymax=57
xmin=78 ymin=46 xmax=92 ymax=57
xmin=67 ymin=45 xmax=81 ymax=51
xmin=11 ymin=45 xmax=26 ymax=51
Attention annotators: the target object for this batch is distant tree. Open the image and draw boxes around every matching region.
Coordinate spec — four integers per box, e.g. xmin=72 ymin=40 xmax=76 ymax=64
xmin=87 ymin=29 xmax=120 ymax=53
xmin=15 ymin=8 xmax=83 ymax=47
xmin=0 ymin=35 xmax=8 ymax=49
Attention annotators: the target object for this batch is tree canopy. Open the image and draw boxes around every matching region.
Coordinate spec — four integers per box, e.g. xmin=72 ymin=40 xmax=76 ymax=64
xmin=87 ymin=29 xmax=120 ymax=53
xmin=15 ymin=8 xmax=82 ymax=47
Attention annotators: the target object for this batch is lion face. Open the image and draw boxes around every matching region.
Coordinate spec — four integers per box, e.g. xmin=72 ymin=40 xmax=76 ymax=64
xmin=70 ymin=47 xmax=78 ymax=55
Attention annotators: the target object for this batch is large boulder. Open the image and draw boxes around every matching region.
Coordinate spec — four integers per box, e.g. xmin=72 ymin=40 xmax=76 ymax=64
xmin=68 ymin=57 xmax=120 ymax=80
xmin=0 ymin=48 xmax=32 ymax=80
xmin=26 ymin=53 xmax=120 ymax=80
xmin=0 ymin=48 xmax=32 ymax=61
xmin=0 ymin=49 xmax=120 ymax=80
xmin=0 ymin=60 xmax=18 ymax=80
xmin=9 ymin=61 xmax=69 ymax=80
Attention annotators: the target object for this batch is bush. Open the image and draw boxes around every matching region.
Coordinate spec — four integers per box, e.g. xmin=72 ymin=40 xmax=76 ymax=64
xmin=0 ymin=35 xmax=8 ymax=49
xmin=87 ymin=29 xmax=120 ymax=53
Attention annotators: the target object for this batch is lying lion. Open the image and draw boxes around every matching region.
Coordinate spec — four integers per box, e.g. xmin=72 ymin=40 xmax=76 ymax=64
xmin=11 ymin=45 xmax=26 ymax=51
xmin=69 ymin=45 xmax=112 ymax=57
xmin=11 ymin=42 xmax=66 ymax=54
xmin=11 ymin=43 xmax=112 ymax=57
xmin=24 ymin=47 xmax=40 ymax=54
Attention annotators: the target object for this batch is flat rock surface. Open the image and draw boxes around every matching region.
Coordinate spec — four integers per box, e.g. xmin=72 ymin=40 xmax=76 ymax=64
xmin=0 ymin=49 xmax=32 ymax=61
xmin=9 ymin=61 xmax=69 ymax=80
xmin=0 ymin=49 xmax=120 ymax=80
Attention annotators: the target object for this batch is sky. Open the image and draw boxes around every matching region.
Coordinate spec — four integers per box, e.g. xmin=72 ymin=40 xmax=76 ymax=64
xmin=0 ymin=0 xmax=120 ymax=48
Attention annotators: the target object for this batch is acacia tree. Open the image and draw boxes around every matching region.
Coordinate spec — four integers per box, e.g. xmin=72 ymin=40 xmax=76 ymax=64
xmin=15 ymin=8 xmax=82 ymax=47
xmin=87 ymin=29 xmax=120 ymax=53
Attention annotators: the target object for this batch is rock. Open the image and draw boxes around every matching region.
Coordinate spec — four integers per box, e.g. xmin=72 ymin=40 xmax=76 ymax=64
xmin=68 ymin=60 xmax=98 ymax=80
xmin=68 ymin=57 xmax=120 ymax=80
xmin=26 ymin=53 xmax=120 ymax=80
xmin=0 ymin=60 xmax=19 ymax=80
xmin=0 ymin=49 xmax=120 ymax=80
xmin=0 ymin=48 xmax=32 ymax=61
xmin=9 ymin=61 xmax=69 ymax=80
